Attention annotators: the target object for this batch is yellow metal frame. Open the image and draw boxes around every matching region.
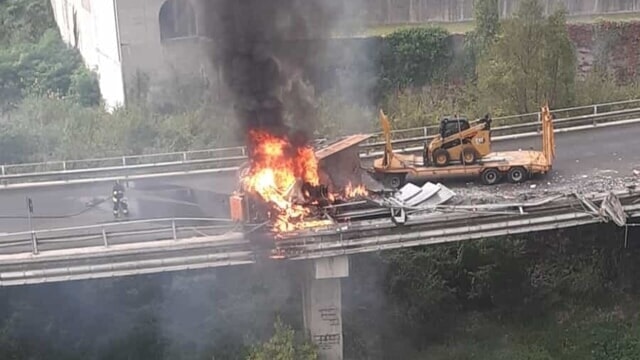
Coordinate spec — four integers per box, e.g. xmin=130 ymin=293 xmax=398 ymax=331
xmin=374 ymin=103 xmax=556 ymax=179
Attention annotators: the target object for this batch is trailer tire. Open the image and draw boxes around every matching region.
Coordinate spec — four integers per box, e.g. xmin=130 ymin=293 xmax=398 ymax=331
xmin=460 ymin=145 xmax=477 ymax=165
xmin=480 ymin=168 xmax=501 ymax=185
xmin=507 ymin=167 xmax=527 ymax=183
xmin=433 ymin=148 xmax=450 ymax=167
xmin=384 ymin=173 xmax=406 ymax=189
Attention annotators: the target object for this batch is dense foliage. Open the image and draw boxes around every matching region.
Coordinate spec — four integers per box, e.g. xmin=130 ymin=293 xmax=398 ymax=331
xmin=342 ymin=224 xmax=640 ymax=359
xmin=380 ymin=27 xmax=452 ymax=91
xmin=477 ymin=0 xmax=576 ymax=113
xmin=247 ymin=319 xmax=318 ymax=360
xmin=0 ymin=0 xmax=99 ymax=113
xmin=0 ymin=0 xmax=55 ymax=45
xmin=463 ymin=0 xmax=500 ymax=80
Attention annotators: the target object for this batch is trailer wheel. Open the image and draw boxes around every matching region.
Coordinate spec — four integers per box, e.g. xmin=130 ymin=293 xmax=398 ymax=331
xmin=433 ymin=148 xmax=450 ymax=167
xmin=460 ymin=145 xmax=477 ymax=165
xmin=384 ymin=173 xmax=406 ymax=189
xmin=507 ymin=167 xmax=527 ymax=183
xmin=480 ymin=168 xmax=501 ymax=185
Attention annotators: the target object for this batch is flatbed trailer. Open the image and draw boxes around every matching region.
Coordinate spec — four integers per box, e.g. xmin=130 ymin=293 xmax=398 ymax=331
xmin=371 ymin=104 xmax=556 ymax=188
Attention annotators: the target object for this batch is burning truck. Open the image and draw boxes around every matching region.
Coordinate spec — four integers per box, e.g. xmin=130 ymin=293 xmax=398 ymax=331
xmin=229 ymin=129 xmax=384 ymax=234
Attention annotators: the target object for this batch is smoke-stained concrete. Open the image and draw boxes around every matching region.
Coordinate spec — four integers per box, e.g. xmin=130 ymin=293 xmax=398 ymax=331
xmin=303 ymin=256 xmax=349 ymax=359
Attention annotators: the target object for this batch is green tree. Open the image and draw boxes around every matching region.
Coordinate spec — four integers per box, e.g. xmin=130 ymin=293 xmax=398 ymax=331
xmin=68 ymin=68 xmax=101 ymax=107
xmin=0 ymin=29 xmax=100 ymax=112
xmin=0 ymin=0 xmax=55 ymax=45
xmin=380 ymin=27 xmax=452 ymax=91
xmin=463 ymin=0 xmax=500 ymax=81
xmin=475 ymin=0 xmax=501 ymax=48
xmin=247 ymin=318 xmax=317 ymax=360
xmin=542 ymin=7 xmax=575 ymax=107
xmin=477 ymin=0 xmax=575 ymax=114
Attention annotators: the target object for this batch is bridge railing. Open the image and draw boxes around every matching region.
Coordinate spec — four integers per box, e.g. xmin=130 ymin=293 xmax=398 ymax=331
xmin=0 ymin=146 xmax=246 ymax=179
xmin=358 ymin=98 xmax=640 ymax=155
xmin=0 ymin=217 xmax=241 ymax=256
xmin=1 ymin=191 xmax=638 ymax=260
xmin=2 ymin=98 xmax=640 ymax=183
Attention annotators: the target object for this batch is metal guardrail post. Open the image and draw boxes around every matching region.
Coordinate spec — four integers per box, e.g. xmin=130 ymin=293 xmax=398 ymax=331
xmin=122 ymin=157 xmax=126 ymax=166
xmin=31 ymin=231 xmax=38 ymax=254
xmin=62 ymin=161 xmax=66 ymax=171
xmin=423 ymin=126 xmax=428 ymax=138
xmin=1 ymin=165 xmax=4 ymax=176
xmin=537 ymin=112 xmax=542 ymax=133
xmin=172 ymin=220 xmax=177 ymax=240
xmin=182 ymin=152 xmax=187 ymax=162
xmin=102 ymin=228 xmax=108 ymax=247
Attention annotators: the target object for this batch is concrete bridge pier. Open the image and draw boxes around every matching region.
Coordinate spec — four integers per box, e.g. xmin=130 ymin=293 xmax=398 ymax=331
xmin=302 ymin=256 xmax=349 ymax=360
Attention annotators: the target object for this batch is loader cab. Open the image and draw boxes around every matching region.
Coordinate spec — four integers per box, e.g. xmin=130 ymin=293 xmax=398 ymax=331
xmin=440 ymin=117 xmax=470 ymax=138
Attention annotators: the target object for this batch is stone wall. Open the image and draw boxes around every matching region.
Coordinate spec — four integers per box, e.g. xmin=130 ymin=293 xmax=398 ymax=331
xmin=134 ymin=22 xmax=640 ymax=107
xmin=568 ymin=21 xmax=640 ymax=79
xmin=265 ymin=21 xmax=640 ymax=97
xmin=364 ymin=0 xmax=640 ymax=24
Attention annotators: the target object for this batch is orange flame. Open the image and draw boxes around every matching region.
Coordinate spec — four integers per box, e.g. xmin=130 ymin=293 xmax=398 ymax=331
xmin=241 ymin=130 xmax=370 ymax=233
xmin=344 ymin=182 xmax=368 ymax=198
xmin=242 ymin=130 xmax=320 ymax=232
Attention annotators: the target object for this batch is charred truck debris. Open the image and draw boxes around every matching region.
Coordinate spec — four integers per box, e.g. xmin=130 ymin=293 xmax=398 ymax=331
xmin=210 ymin=0 xmax=378 ymax=234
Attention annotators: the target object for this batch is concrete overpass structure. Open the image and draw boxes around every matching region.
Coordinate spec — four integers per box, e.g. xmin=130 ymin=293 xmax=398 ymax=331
xmin=0 ymin=101 xmax=639 ymax=359
xmin=0 ymin=187 xmax=638 ymax=359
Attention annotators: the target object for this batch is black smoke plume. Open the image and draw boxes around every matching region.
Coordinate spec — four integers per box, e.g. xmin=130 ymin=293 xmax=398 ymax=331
xmin=210 ymin=0 xmax=349 ymax=143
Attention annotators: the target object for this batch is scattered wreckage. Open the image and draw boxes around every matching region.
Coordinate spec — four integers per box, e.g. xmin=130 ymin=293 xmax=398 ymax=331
xmin=227 ymin=104 xmax=638 ymax=257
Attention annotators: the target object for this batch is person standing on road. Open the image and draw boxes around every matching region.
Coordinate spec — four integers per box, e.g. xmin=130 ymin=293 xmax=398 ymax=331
xmin=112 ymin=180 xmax=126 ymax=217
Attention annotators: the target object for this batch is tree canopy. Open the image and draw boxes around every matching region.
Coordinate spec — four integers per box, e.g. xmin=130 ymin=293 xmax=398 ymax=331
xmin=247 ymin=318 xmax=318 ymax=360
xmin=380 ymin=27 xmax=452 ymax=91
xmin=477 ymin=0 xmax=576 ymax=113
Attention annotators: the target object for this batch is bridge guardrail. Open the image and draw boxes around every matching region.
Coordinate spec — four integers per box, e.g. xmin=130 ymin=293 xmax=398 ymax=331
xmin=359 ymin=105 xmax=640 ymax=154
xmin=0 ymin=217 xmax=241 ymax=256
xmin=2 ymin=98 xmax=640 ymax=183
xmin=359 ymin=98 xmax=640 ymax=143
xmin=1 ymin=191 xmax=638 ymax=260
xmin=0 ymin=147 xmax=247 ymax=179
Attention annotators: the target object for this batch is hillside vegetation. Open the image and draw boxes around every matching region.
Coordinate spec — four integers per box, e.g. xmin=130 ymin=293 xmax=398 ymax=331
xmin=2 ymin=0 xmax=640 ymax=164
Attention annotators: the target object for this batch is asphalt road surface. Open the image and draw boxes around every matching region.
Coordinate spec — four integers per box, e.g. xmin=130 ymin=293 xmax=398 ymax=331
xmin=492 ymin=123 xmax=640 ymax=180
xmin=0 ymin=125 xmax=638 ymax=233
xmin=0 ymin=175 xmax=237 ymax=233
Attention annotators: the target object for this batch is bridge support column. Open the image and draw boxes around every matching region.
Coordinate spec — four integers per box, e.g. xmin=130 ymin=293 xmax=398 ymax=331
xmin=302 ymin=256 xmax=349 ymax=360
